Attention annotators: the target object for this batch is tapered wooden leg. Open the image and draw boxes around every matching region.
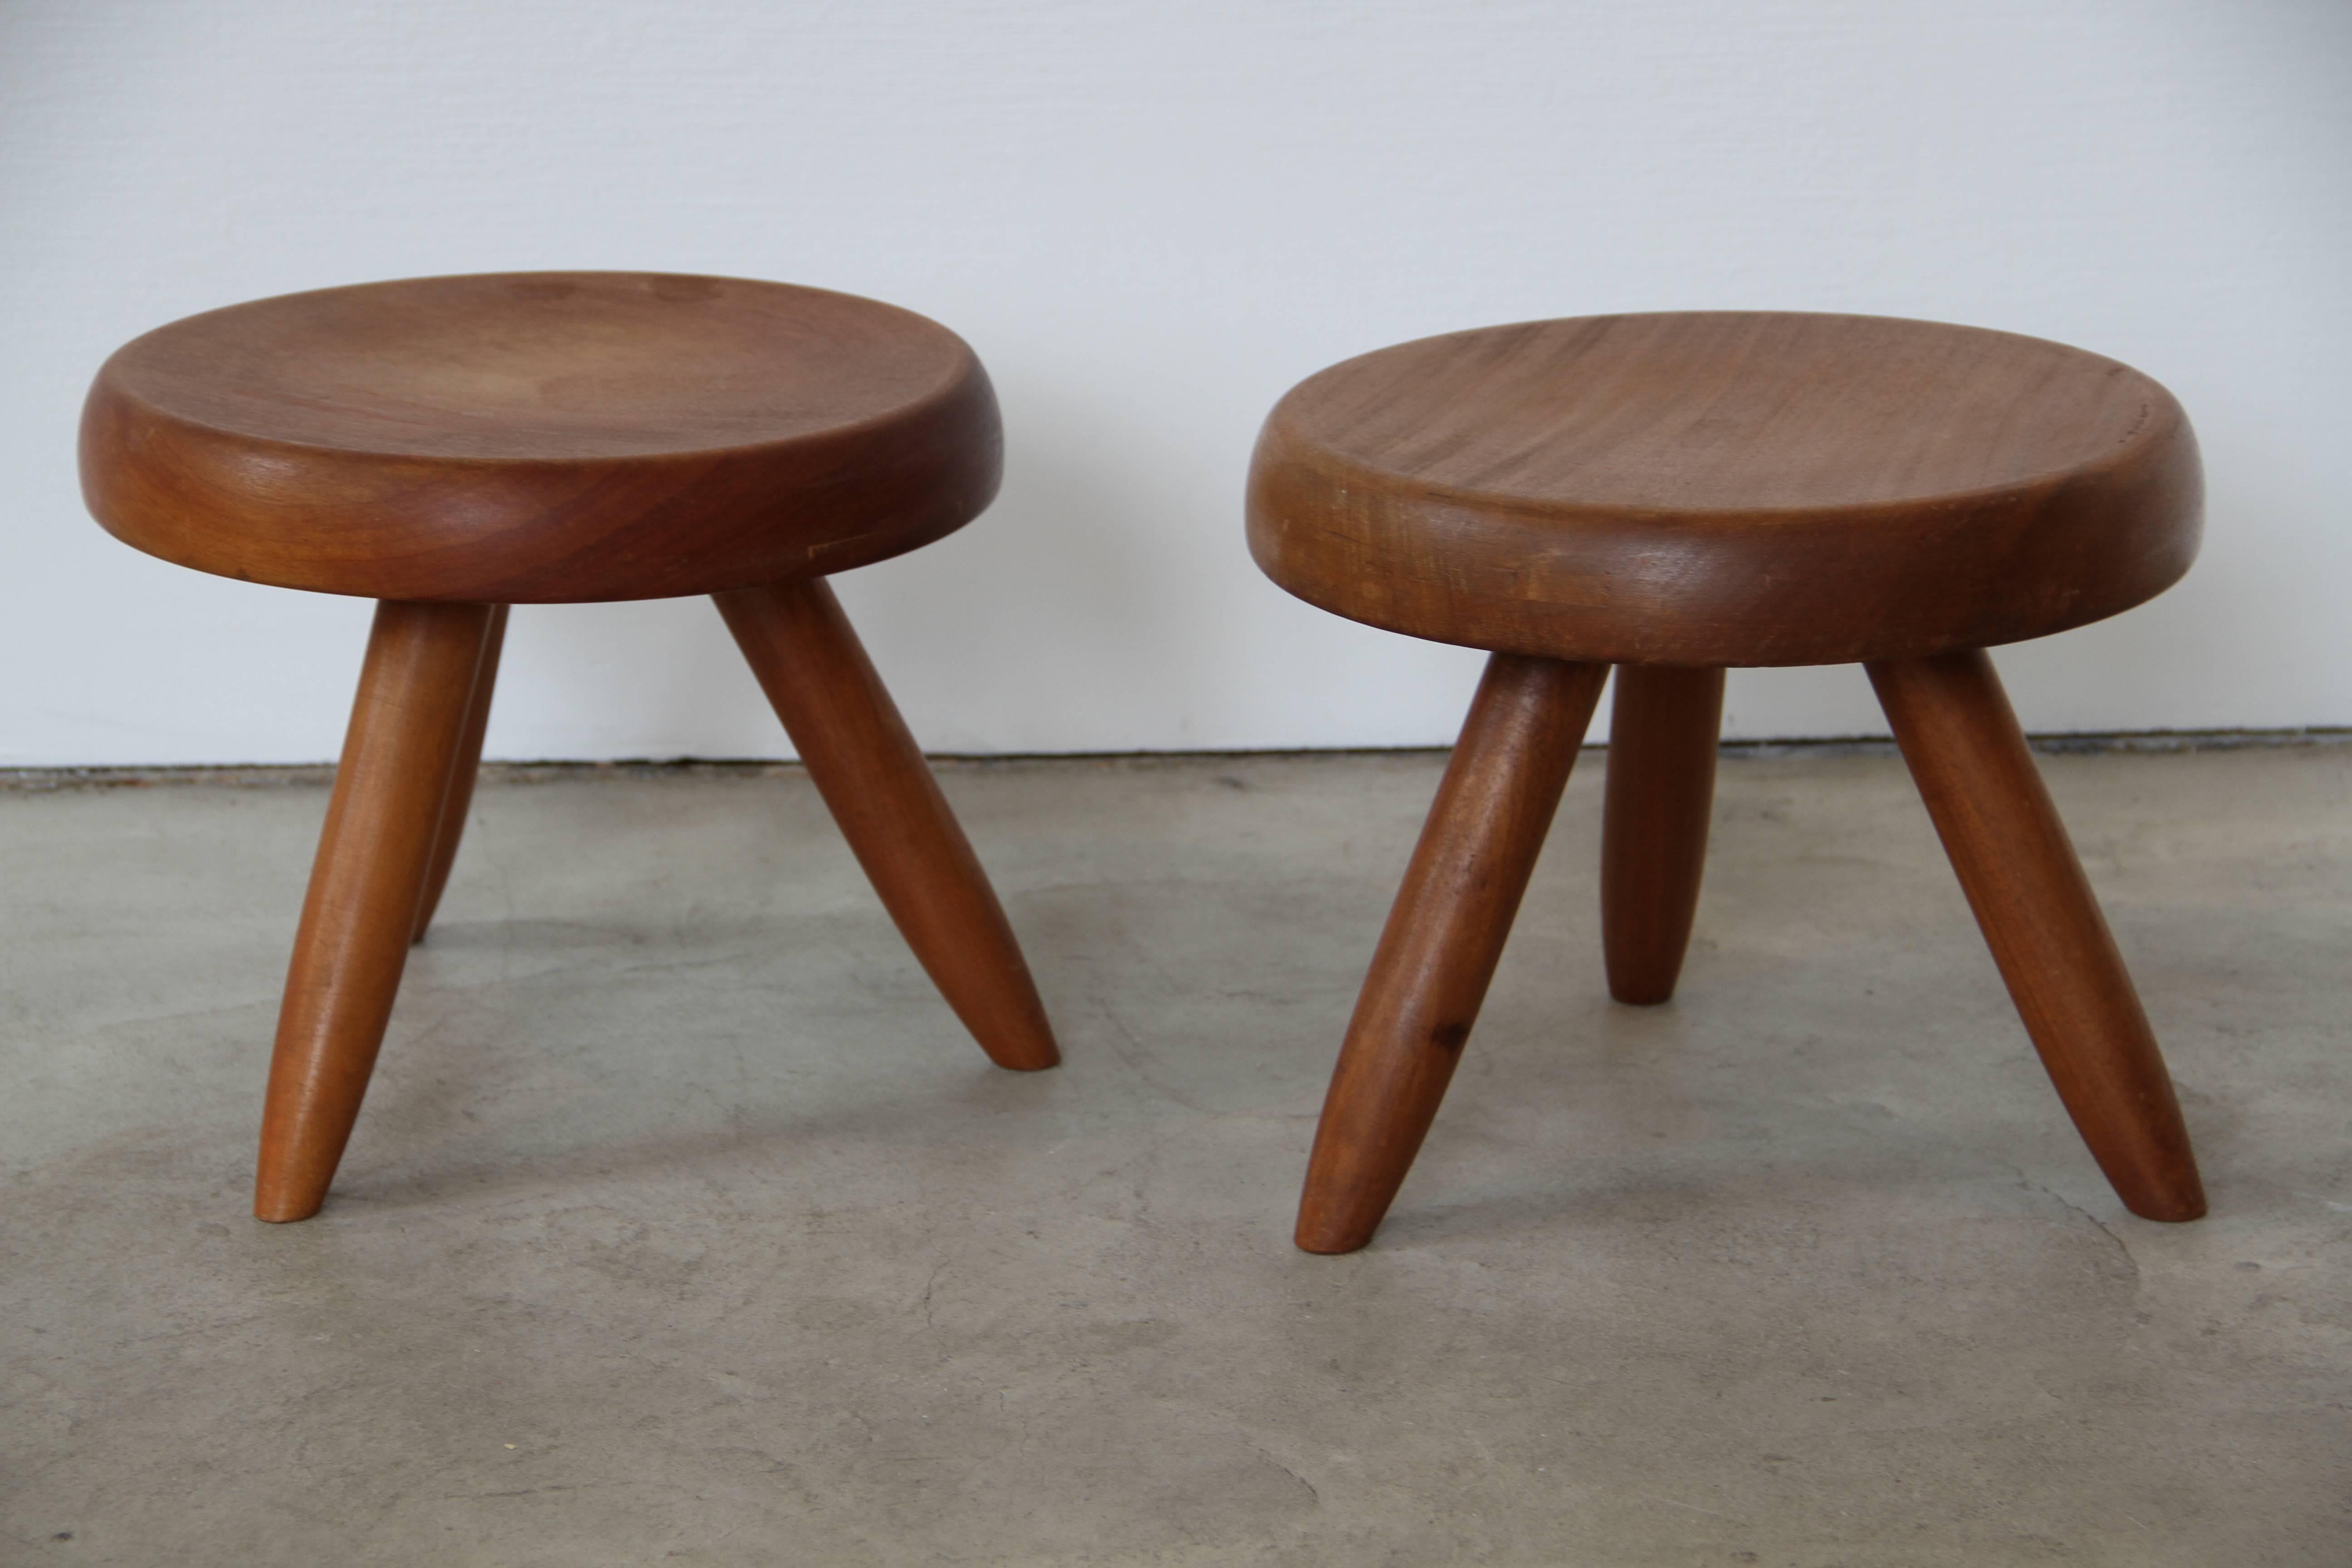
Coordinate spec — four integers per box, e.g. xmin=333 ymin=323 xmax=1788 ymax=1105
xmin=1601 ymin=665 xmax=1724 ymax=1004
xmin=257 ymin=601 xmax=499 ymax=1222
xmin=715 ymin=578 xmax=1059 ymax=1071
xmin=1868 ymin=649 xmax=2205 ymax=1221
xmin=1296 ymin=654 xmax=1609 ymax=1254
xmin=412 ymin=603 xmax=509 ymax=943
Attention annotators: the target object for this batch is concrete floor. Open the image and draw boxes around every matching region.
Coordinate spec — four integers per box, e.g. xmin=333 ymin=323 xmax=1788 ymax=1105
xmin=2 ymin=745 xmax=2347 ymax=1565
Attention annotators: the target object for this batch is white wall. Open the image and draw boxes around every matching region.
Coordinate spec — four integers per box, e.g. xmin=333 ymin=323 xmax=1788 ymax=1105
xmin=5 ymin=0 xmax=2347 ymax=765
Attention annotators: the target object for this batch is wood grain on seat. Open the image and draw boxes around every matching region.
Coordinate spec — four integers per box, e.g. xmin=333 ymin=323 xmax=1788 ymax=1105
xmin=1248 ymin=312 xmax=2201 ymax=666
xmin=1257 ymin=311 xmax=2208 ymax=1254
xmin=81 ymin=272 xmax=1001 ymax=603
xmin=79 ymin=273 xmax=1054 ymax=1223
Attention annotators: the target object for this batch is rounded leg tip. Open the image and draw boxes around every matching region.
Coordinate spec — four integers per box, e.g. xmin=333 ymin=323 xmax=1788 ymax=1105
xmin=254 ymin=1155 xmax=330 ymax=1223
xmin=1603 ymin=954 xmax=1685 ymax=1007
xmin=1294 ymin=1204 xmax=1378 ymax=1254
xmin=2121 ymin=1182 xmax=2208 ymax=1224
xmin=1294 ymin=1229 xmax=1372 ymax=1256
xmin=978 ymin=1023 xmax=1061 ymax=1072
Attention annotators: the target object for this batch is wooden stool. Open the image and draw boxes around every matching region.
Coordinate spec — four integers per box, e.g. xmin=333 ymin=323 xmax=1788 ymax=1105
xmin=1248 ymin=311 xmax=2207 ymax=1254
xmin=81 ymin=272 xmax=1059 ymax=1222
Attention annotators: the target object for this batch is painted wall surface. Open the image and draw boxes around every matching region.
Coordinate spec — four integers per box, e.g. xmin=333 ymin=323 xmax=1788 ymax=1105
xmin=5 ymin=0 xmax=2347 ymax=764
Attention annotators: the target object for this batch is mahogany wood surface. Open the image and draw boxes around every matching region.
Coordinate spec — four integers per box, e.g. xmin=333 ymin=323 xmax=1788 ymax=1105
xmin=1869 ymin=650 xmax=2205 ymax=1221
xmin=257 ymin=601 xmax=496 ymax=1222
xmin=1262 ymin=312 xmax=2208 ymax=1252
xmin=80 ymin=273 xmax=1001 ymax=602
xmin=1249 ymin=312 xmax=2201 ymax=666
xmin=83 ymin=275 xmax=1053 ymax=1221
xmin=1601 ymin=665 xmax=1725 ymax=1005
xmin=1295 ymin=654 xmax=1608 ymax=1254
xmin=716 ymin=580 xmax=1060 ymax=1073
xmin=412 ymin=603 xmax=509 ymax=943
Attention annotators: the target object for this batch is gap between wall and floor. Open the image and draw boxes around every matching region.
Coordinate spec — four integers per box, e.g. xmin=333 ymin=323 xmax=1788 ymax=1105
xmin=2 ymin=728 xmax=2347 ymax=794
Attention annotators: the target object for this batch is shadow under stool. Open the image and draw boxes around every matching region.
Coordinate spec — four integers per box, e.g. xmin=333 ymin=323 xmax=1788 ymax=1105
xmin=1247 ymin=311 xmax=2208 ymax=1254
xmin=79 ymin=271 xmax=1059 ymax=1222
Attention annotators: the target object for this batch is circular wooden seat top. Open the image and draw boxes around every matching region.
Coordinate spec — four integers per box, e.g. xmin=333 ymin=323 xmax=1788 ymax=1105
xmin=81 ymin=273 xmax=1001 ymax=602
xmin=1248 ymin=312 xmax=2200 ymax=666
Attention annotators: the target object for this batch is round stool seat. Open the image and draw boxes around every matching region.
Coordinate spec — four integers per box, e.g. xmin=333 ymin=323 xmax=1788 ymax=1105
xmin=80 ymin=272 xmax=1001 ymax=602
xmin=1248 ymin=311 xmax=2201 ymax=666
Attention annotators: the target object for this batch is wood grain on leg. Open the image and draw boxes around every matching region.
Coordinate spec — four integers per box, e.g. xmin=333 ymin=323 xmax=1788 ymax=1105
xmin=412 ymin=603 xmax=509 ymax=943
xmin=1601 ymin=665 xmax=1724 ymax=1004
xmin=257 ymin=601 xmax=498 ymax=1222
xmin=1868 ymin=649 xmax=2205 ymax=1221
xmin=1296 ymin=654 xmax=1609 ymax=1254
xmin=716 ymin=579 xmax=1058 ymax=1071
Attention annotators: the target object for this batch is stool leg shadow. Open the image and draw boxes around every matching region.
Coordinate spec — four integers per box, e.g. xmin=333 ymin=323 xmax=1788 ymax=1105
xmin=715 ymin=578 xmax=1060 ymax=1072
xmin=1867 ymin=647 xmax=2206 ymax=1221
xmin=257 ymin=601 xmax=499 ymax=1222
xmin=1295 ymin=654 xmax=1609 ymax=1254
xmin=412 ymin=603 xmax=509 ymax=943
xmin=1601 ymin=665 xmax=1724 ymax=1005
